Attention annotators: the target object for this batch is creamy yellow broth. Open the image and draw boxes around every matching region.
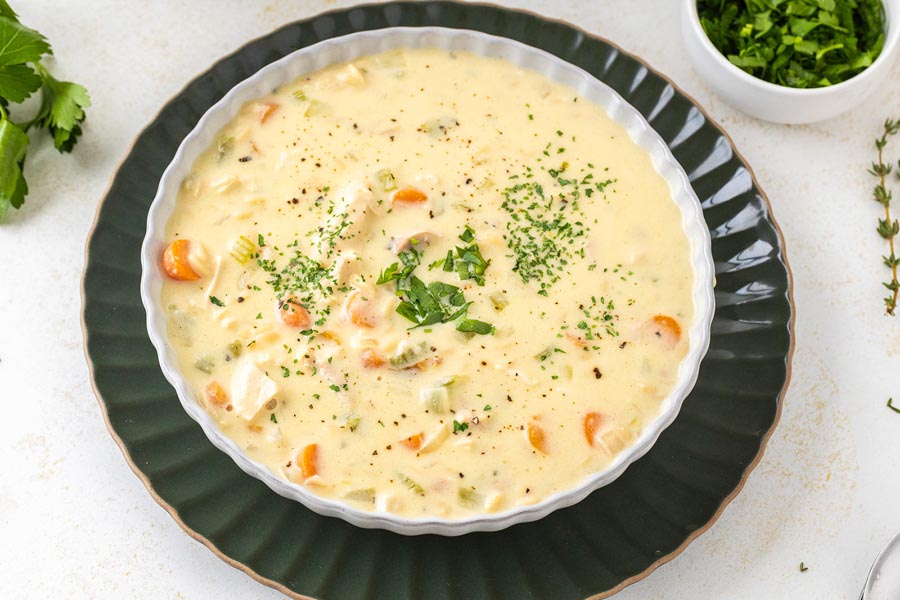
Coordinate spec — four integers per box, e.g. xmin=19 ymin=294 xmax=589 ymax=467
xmin=159 ymin=48 xmax=693 ymax=518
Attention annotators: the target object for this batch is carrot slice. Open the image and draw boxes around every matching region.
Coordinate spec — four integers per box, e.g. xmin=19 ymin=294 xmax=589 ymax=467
xmin=255 ymin=102 xmax=279 ymax=123
xmin=360 ymin=349 xmax=384 ymax=368
xmin=204 ymin=381 xmax=228 ymax=406
xmin=299 ymin=443 xmax=318 ymax=479
xmin=161 ymin=239 xmax=200 ymax=281
xmin=392 ymin=187 xmax=428 ymax=204
xmin=649 ymin=315 xmax=682 ymax=348
xmin=583 ymin=412 xmax=605 ymax=447
xmin=399 ymin=433 xmax=424 ymax=451
xmin=526 ymin=421 xmax=548 ymax=454
xmin=278 ymin=297 xmax=311 ymax=328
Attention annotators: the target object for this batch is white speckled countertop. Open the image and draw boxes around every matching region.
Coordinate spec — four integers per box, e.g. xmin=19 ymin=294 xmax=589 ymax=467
xmin=1 ymin=1 xmax=899 ymax=598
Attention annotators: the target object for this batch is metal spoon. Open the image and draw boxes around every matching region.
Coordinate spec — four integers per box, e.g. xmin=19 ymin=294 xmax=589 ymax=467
xmin=861 ymin=529 xmax=900 ymax=600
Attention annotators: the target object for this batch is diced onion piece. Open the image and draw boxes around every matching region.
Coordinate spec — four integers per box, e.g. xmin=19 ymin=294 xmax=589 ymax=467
xmin=419 ymin=386 xmax=449 ymax=413
xmin=419 ymin=423 xmax=450 ymax=454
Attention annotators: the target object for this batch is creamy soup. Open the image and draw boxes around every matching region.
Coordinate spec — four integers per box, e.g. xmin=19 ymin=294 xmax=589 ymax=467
xmin=159 ymin=48 xmax=694 ymax=518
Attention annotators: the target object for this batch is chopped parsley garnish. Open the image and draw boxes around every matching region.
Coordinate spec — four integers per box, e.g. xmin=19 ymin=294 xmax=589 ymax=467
xmin=270 ymin=413 xmax=278 ymax=423
xmin=483 ymin=404 xmax=492 ymax=411
xmin=258 ymin=248 xmax=335 ymax=326
xmin=888 ymin=397 xmax=900 ymax=414
xmin=439 ymin=225 xmax=491 ymax=285
xmin=697 ymin=0 xmax=886 ymax=88
xmin=329 ymin=384 xmax=341 ymax=393
xmin=281 ymin=366 xmax=290 ymax=378
xmin=502 ymin=153 xmax=615 ymax=295
xmin=452 ymin=420 xmax=469 ymax=433
xmin=209 ymin=295 xmax=225 ymax=307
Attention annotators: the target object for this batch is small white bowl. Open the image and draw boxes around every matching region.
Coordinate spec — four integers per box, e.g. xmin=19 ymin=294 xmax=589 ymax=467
xmin=140 ymin=27 xmax=715 ymax=536
xmin=682 ymin=0 xmax=900 ymax=124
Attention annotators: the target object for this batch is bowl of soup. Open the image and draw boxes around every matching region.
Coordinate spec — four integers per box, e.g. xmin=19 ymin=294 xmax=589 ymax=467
xmin=140 ymin=27 xmax=715 ymax=535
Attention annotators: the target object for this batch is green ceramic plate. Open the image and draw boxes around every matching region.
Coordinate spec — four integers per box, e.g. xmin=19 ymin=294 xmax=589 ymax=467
xmin=83 ymin=3 xmax=794 ymax=598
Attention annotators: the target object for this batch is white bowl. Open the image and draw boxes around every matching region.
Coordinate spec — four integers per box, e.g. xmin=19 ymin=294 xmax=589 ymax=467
xmin=682 ymin=0 xmax=900 ymax=124
xmin=140 ymin=27 xmax=715 ymax=536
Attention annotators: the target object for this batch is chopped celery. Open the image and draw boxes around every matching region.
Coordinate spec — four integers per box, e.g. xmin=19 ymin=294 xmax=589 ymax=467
xmin=229 ymin=235 xmax=256 ymax=265
xmin=458 ymin=487 xmax=481 ymax=508
xmin=399 ymin=474 xmax=425 ymax=496
xmin=228 ymin=340 xmax=243 ymax=359
xmin=292 ymin=89 xmax=307 ymax=101
xmin=489 ymin=291 xmax=509 ymax=311
xmin=193 ymin=356 xmax=214 ymax=373
xmin=344 ymin=488 xmax=376 ymax=503
xmin=345 ymin=415 xmax=361 ymax=432
xmin=305 ymin=99 xmax=327 ymax=117
xmin=418 ymin=117 xmax=459 ymax=137
xmin=216 ymin=136 xmax=234 ymax=160
xmin=376 ymin=168 xmax=398 ymax=192
xmin=388 ymin=341 xmax=429 ymax=369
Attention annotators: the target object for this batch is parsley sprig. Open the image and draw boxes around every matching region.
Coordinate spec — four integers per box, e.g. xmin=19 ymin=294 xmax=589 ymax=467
xmin=698 ymin=0 xmax=885 ymax=88
xmin=0 ymin=2 xmax=90 ymax=220
xmin=377 ymin=233 xmax=494 ymax=335
xmin=869 ymin=118 xmax=900 ymax=315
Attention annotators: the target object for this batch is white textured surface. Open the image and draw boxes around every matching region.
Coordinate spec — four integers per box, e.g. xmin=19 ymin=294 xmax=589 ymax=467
xmin=1 ymin=0 xmax=898 ymax=598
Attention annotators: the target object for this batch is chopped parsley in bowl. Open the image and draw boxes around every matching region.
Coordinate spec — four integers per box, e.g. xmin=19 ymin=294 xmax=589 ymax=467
xmin=682 ymin=0 xmax=900 ymax=123
xmin=698 ymin=0 xmax=885 ymax=88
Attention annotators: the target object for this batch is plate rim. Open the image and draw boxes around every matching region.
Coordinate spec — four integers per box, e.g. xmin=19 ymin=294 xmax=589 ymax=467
xmin=80 ymin=2 xmax=796 ymax=598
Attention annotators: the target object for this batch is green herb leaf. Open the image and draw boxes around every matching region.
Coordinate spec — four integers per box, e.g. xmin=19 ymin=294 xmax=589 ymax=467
xmin=0 ymin=16 xmax=50 ymax=66
xmin=0 ymin=1 xmax=19 ymax=20
xmin=452 ymin=420 xmax=469 ymax=433
xmin=698 ymin=0 xmax=885 ymax=88
xmin=0 ymin=63 xmax=40 ymax=102
xmin=0 ymin=115 xmax=28 ymax=220
xmin=888 ymin=398 xmax=900 ymax=414
xmin=456 ymin=319 xmax=495 ymax=335
xmin=209 ymin=295 xmax=225 ymax=307
xmin=29 ymin=65 xmax=91 ymax=152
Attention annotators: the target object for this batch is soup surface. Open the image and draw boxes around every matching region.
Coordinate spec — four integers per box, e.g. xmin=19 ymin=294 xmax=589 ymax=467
xmin=160 ymin=48 xmax=694 ymax=518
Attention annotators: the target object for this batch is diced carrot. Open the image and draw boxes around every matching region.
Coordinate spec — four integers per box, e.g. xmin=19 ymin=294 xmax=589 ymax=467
xmin=360 ymin=349 xmax=384 ymax=368
xmin=161 ymin=239 xmax=200 ymax=281
xmin=350 ymin=309 xmax=376 ymax=328
xmin=649 ymin=315 xmax=682 ymax=348
xmin=583 ymin=411 xmax=605 ymax=447
xmin=392 ymin=187 xmax=428 ymax=204
xmin=278 ymin=297 xmax=311 ymax=328
xmin=255 ymin=102 xmax=279 ymax=123
xmin=204 ymin=381 xmax=228 ymax=406
xmin=399 ymin=433 xmax=424 ymax=451
xmin=299 ymin=443 xmax=318 ymax=479
xmin=526 ymin=420 xmax=548 ymax=454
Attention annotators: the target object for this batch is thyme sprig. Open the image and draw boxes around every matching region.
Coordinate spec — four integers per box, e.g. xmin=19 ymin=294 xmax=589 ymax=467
xmin=869 ymin=118 xmax=900 ymax=315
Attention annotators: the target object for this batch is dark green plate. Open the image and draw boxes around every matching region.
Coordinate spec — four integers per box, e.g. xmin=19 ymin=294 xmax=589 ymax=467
xmin=83 ymin=3 xmax=794 ymax=598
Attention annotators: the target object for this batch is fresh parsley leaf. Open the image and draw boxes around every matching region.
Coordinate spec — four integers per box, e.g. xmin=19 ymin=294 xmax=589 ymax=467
xmin=0 ymin=1 xmax=18 ymax=20
xmin=30 ymin=65 xmax=90 ymax=152
xmin=698 ymin=0 xmax=886 ymax=88
xmin=0 ymin=115 xmax=28 ymax=220
xmin=456 ymin=319 xmax=495 ymax=335
xmin=0 ymin=16 xmax=50 ymax=66
xmin=209 ymin=295 xmax=224 ymax=307
xmin=0 ymin=63 xmax=40 ymax=102
xmin=452 ymin=420 xmax=469 ymax=433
